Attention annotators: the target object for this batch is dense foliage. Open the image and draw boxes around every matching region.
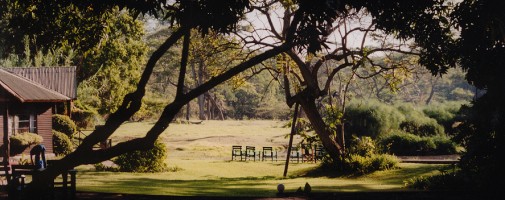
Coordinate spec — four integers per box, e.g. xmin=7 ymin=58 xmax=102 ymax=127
xmin=52 ymin=130 xmax=74 ymax=156
xmin=344 ymin=101 xmax=461 ymax=139
xmin=52 ymin=114 xmax=77 ymax=139
xmin=114 ymin=140 xmax=168 ymax=173
xmin=343 ymin=153 xmax=399 ymax=175
xmin=377 ymin=132 xmax=457 ymax=156
xmin=325 ymin=136 xmax=399 ymax=175
xmin=71 ymin=107 xmax=99 ymax=130
xmin=77 ymin=9 xmax=148 ymax=115
xmin=9 ymin=132 xmax=43 ymax=155
xmin=344 ymin=101 xmax=404 ymax=138
xmin=405 ymin=172 xmax=468 ymax=191
xmin=446 ymin=0 xmax=505 ymax=191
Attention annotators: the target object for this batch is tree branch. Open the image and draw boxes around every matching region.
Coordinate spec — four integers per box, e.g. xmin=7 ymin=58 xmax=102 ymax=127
xmin=76 ymin=26 xmax=189 ymax=151
xmin=176 ymin=29 xmax=191 ymax=99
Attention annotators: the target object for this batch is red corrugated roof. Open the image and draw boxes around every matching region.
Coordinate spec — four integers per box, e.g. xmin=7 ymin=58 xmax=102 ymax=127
xmin=0 ymin=68 xmax=70 ymax=102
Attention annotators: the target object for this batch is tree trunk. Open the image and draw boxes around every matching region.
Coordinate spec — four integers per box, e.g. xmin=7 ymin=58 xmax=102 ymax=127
xmin=425 ymin=76 xmax=439 ymax=105
xmin=298 ymin=95 xmax=344 ymax=163
xmin=185 ymin=102 xmax=190 ymax=120
xmin=205 ymin=92 xmax=224 ymax=120
xmin=198 ymin=60 xmax=206 ymax=120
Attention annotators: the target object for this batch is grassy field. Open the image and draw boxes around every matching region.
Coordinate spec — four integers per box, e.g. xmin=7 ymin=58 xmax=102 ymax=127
xmin=74 ymin=120 xmax=449 ymax=197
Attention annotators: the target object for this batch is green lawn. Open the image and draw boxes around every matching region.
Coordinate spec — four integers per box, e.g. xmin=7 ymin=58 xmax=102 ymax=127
xmin=74 ymin=120 xmax=449 ymax=197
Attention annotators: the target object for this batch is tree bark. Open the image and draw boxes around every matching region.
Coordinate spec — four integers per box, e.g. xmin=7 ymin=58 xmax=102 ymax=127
xmin=198 ymin=60 xmax=206 ymax=120
xmin=205 ymin=92 xmax=224 ymax=120
xmin=298 ymin=92 xmax=344 ymax=163
xmin=425 ymin=76 xmax=439 ymax=105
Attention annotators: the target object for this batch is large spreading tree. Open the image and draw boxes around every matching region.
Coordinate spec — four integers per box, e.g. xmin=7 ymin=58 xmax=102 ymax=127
xmin=238 ymin=0 xmax=455 ymax=163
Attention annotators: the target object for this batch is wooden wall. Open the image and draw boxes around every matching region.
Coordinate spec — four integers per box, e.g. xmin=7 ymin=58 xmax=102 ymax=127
xmin=37 ymin=106 xmax=53 ymax=153
xmin=0 ymin=106 xmax=4 ymax=151
xmin=0 ymin=102 xmax=55 ymax=155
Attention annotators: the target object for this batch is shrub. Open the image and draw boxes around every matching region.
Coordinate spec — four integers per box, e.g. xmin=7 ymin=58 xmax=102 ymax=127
xmin=348 ymin=136 xmax=376 ymax=157
xmin=114 ymin=140 xmax=167 ymax=172
xmin=345 ymin=100 xmax=404 ymax=138
xmin=397 ymin=103 xmax=445 ymax=137
xmin=431 ymin=135 xmax=458 ymax=155
xmin=418 ymin=121 xmax=445 ymax=137
xmin=344 ymin=153 xmax=399 ymax=175
xmin=405 ymin=172 xmax=469 ymax=190
xmin=423 ymin=102 xmax=465 ymax=135
xmin=10 ymin=132 xmax=43 ymax=155
xmin=52 ymin=114 xmax=77 ymax=138
xmin=323 ymin=136 xmax=399 ymax=175
xmin=400 ymin=120 xmax=444 ymax=137
xmin=377 ymin=131 xmax=422 ymax=156
xmin=94 ymin=163 xmax=119 ymax=172
xmin=72 ymin=108 xmax=98 ymax=129
xmin=399 ymin=120 xmax=421 ymax=134
xmin=377 ymin=132 xmax=457 ymax=156
xmin=52 ymin=130 xmax=74 ymax=156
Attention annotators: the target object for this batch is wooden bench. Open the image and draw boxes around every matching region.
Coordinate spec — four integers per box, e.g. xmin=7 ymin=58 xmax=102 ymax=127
xmin=47 ymin=160 xmax=77 ymax=199
xmin=10 ymin=162 xmax=77 ymax=199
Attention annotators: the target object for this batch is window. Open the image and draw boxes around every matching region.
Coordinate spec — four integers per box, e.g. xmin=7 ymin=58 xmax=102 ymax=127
xmin=12 ymin=114 xmax=37 ymax=134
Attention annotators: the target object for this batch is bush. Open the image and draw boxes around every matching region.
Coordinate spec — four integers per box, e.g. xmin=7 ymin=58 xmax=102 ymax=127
xmin=418 ymin=121 xmax=445 ymax=137
xmin=405 ymin=172 xmax=469 ymax=191
xmin=52 ymin=114 xmax=77 ymax=138
xmin=399 ymin=120 xmax=420 ymax=134
xmin=10 ymin=132 xmax=43 ymax=155
xmin=377 ymin=132 xmax=457 ymax=156
xmin=94 ymin=163 xmax=119 ymax=172
xmin=348 ymin=136 xmax=376 ymax=157
xmin=52 ymin=130 xmax=74 ymax=156
xmin=423 ymin=102 xmax=464 ymax=135
xmin=72 ymin=108 xmax=98 ymax=129
xmin=345 ymin=100 xmax=404 ymax=138
xmin=400 ymin=120 xmax=444 ymax=137
xmin=431 ymin=135 xmax=458 ymax=155
xmin=377 ymin=131 xmax=422 ymax=155
xmin=114 ymin=140 xmax=167 ymax=172
xmin=397 ymin=104 xmax=445 ymax=137
xmin=344 ymin=153 xmax=399 ymax=175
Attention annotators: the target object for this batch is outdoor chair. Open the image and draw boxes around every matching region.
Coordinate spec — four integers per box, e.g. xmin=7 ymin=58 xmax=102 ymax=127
xmin=245 ymin=146 xmax=257 ymax=161
xmin=314 ymin=144 xmax=325 ymax=162
xmin=289 ymin=146 xmax=301 ymax=163
xmin=301 ymin=143 xmax=314 ymax=163
xmin=261 ymin=147 xmax=277 ymax=161
xmin=232 ymin=146 xmax=244 ymax=161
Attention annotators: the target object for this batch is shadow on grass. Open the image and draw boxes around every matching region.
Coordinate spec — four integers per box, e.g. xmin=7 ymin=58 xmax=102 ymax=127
xmin=78 ymin=177 xmax=279 ymax=197
xmin=292 ymin=163 xmax=450 ymax=182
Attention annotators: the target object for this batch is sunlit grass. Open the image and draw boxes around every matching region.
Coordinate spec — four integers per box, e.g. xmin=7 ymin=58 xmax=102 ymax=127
xmin=74 ymin=121 xmax=450 ymax=197
xmin=75 ymin=161 xmax=447 ymax=196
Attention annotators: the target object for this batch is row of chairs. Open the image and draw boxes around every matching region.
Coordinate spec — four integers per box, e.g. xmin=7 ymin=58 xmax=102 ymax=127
xmin=232 ymin=146 xmax=278 ymax=161
xmin=290 ymin=144 xmax=325 ymax=163
xmin=231 ymin=144 xmax=326 ymax=162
